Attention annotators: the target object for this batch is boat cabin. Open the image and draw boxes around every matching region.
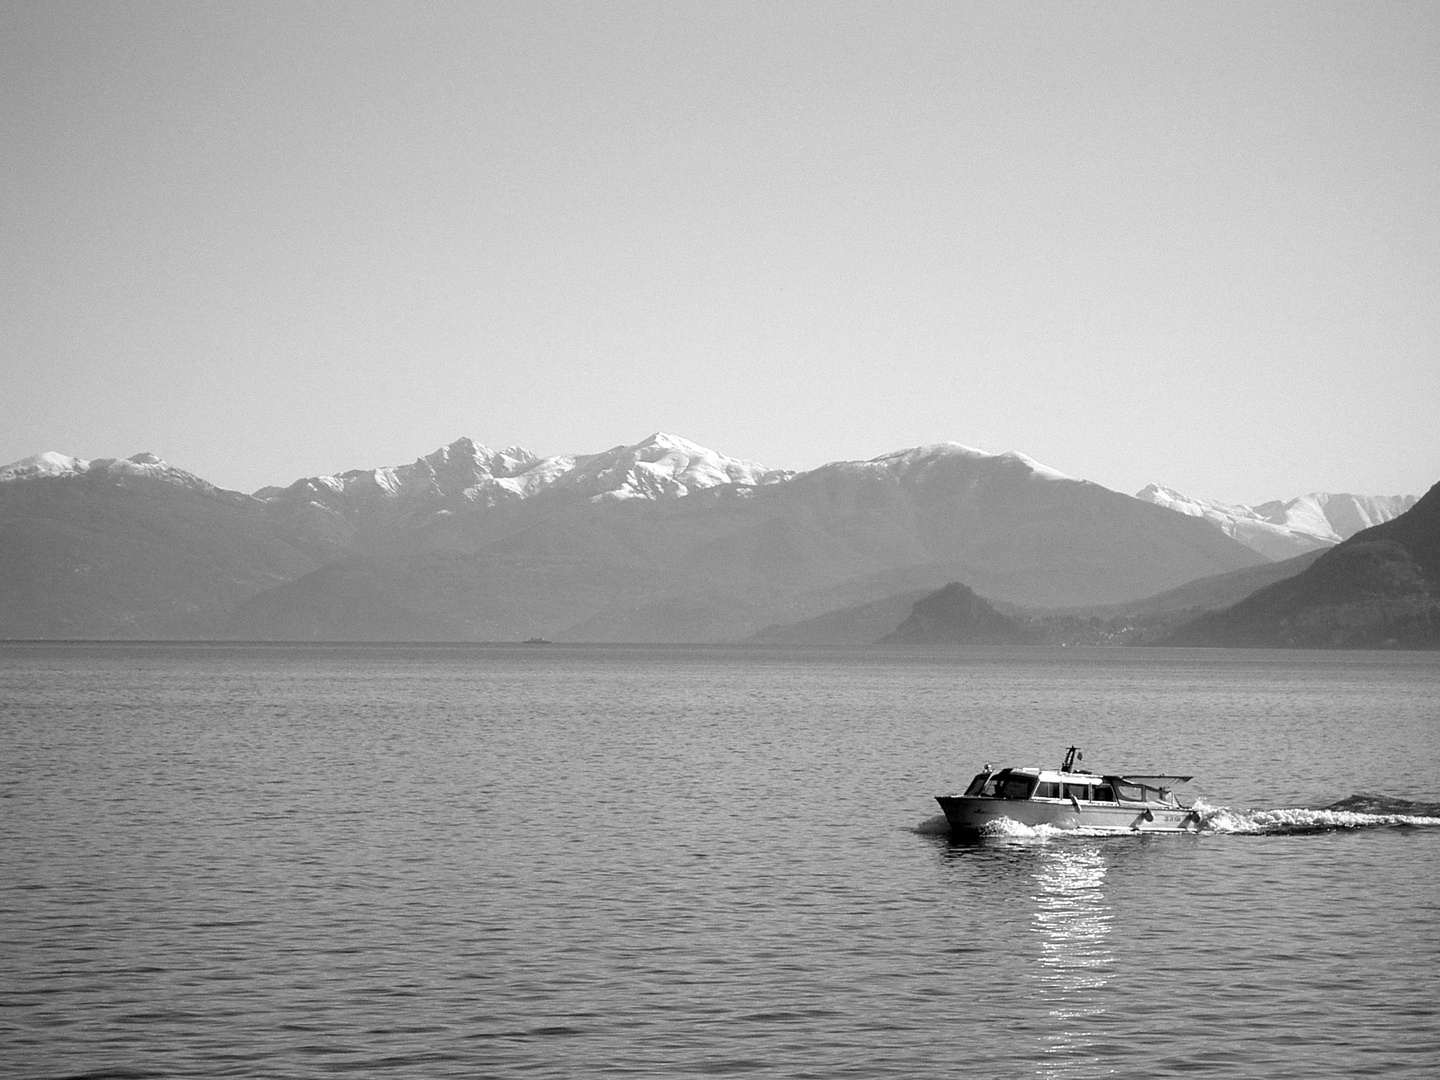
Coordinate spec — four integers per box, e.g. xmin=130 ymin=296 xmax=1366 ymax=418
xmin=963 ymin=767 xmax=1185 ymax=807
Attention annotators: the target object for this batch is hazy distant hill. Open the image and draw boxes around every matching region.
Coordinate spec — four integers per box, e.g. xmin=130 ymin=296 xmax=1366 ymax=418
xmin=877 ymin=583 xmax=1034 ymax=645
xmin=749 ymin=538 xmax=1325 ymax=646
xmin=1 ymin=434 xmax=1269 ymax=641
xmin=1164 ymin=481 xmax=1440 ymax=648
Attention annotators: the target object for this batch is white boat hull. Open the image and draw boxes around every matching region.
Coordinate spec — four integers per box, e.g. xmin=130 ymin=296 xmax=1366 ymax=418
xmin=937 ymin=794 xmax=1199 ymax=836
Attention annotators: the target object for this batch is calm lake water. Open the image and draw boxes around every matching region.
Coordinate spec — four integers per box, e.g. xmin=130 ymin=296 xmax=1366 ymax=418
xmin=3 ymin=643 xmax=1439 ymax=1078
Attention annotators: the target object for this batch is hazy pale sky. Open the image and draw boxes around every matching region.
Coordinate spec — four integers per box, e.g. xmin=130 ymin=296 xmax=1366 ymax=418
xmin=3 ymin=1 xmax=1436 ymax=504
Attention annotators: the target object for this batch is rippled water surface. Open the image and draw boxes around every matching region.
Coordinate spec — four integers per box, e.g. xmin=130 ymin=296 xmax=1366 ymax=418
xmin=3 ymin=643 xmax=1439 ymax=1078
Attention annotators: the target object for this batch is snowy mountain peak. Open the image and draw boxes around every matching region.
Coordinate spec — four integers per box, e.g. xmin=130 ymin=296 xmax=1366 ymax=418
xmin=1137 ymin=483 xmax=1184 ymax=504
xmin=1136 ymin=485 xmax=1418 ymax=560
xmin=0 ymin=450 xmax=240 ymax=501
xmin=0 ymin=451 xmax=88 ymax=482
xmin=1249 ymin=491 xmax=1418 ymax=542
xmin=91 ymin=453 xmax=232 ymax=495
xmin=266 ymin=437 xmax=556 ymax=508
xmin=870 ymin=442 xmax=990 ymax=467
xmin=833 ymin=442 xmax=1074 ymax=483
xmin=554 ymin=432 xmax=793 ymax=501
xmin=640 ymin=431 xmax=697 ymax=453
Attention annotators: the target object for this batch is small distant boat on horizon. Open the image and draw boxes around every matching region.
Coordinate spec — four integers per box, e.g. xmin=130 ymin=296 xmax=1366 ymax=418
xmin=521 ymin=637 xmax=553 ymax=645
xmin=936 ymin=746 xmax=1200 ymax=837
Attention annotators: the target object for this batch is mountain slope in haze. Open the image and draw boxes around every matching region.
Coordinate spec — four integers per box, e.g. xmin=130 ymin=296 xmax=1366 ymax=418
xmin=1164 ymin=480 xmax=1440 ymax=648
xmin=1137 ymin=485 xmax=1417 ymax=561
xmin=747 ymin=589 xmax=932 ymax=645
xmin=877 ymin=583 xmax=1034 ymax=645
xmin=746 ymin=443 xmax=1265 ymax=610
xmin=1081 ymin=548 xmax=1327 ymax=621
xmin=2 ymin=435 xmax=1267 ymax=641
xmin=225 ymin=559 xmax=469 ymax=641
xmin=0 ymin=453 xmax=343 ymax=638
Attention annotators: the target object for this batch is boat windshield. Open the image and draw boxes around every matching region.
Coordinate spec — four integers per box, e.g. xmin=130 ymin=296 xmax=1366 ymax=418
xmin=964 ymin=771 xmax=1037 ymax=799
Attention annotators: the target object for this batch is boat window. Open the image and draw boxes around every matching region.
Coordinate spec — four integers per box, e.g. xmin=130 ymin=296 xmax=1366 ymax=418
xmin=1115 ymin=783 xmax=1144 ymax=801
xmin=1034 ymin=782 xmax=1060 ymax=799
xmin=1063 ymin=784 xmax=1091 ymax=801
xmin=997 ymin=776 xmax=1036 ymax=800
xmin=964 ymin=773 xmax=991 ymax=797
xmin=1093 ymin=784 xmax=1115 ymax=802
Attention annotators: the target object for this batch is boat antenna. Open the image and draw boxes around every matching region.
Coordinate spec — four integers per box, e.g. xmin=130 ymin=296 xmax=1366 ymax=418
xmin=1062 ymin=746 xmax=1082 ymax=773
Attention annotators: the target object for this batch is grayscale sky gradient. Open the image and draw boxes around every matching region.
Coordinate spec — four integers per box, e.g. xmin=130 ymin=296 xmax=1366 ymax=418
xmin=3 ymin=0 xmax=1436 ymax=503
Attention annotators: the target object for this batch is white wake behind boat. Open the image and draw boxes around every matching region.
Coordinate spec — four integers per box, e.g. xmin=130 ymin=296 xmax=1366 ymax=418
xmin=936 ymin=746 xmax=1200 ymax=837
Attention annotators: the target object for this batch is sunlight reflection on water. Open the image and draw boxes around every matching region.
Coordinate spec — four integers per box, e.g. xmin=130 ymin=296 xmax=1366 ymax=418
xmin=1031 ymin=846 xmax=1113 ymax=1077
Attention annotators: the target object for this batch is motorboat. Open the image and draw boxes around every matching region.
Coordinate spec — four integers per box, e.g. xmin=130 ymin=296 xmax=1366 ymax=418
xmin=936 ymin=746 xmax=1200 ymax=837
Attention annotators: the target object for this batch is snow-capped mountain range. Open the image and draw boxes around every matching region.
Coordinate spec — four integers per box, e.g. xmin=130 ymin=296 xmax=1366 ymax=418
xmin=2 ymin=434 xmax=1408 ymax=561
xmin=255 ymin=432 xmax=794 ymax=508
xmin=6 ymin=429 xmax=1423 ymax=642
xmin=1 ymin=434 xmax=792 ymax=507
xmin=1135 ymin=484 xmax=1418 ymax=560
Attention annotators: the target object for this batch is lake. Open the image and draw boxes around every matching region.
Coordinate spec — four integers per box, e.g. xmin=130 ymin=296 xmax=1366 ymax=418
xmin=3 ymin=643 xmax=1438 ymax=1078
